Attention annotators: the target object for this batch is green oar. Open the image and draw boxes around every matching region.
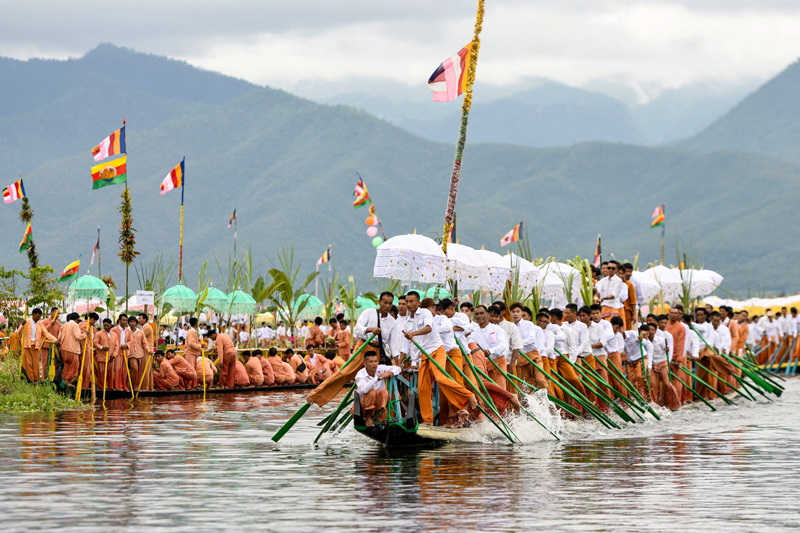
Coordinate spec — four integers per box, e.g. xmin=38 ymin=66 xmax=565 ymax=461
xmin=638 ymin=340 xmax=653 ymax=402
xmin=557 ymin=355 xmax=637 ymax=424
xmin=481 ymin=356 xmax=561 ymax=440
xmin=575 ymin=357 xmax=646 ymax=419
xmin=271 ymin=333 xmax=376 ymax=442
xmin=517 ymin=351 xmax=615 ymax=427
xmin=504 ymin=371 xmax=582 ymax=417
xmin=453 ymin=337 xmax=504 ymax=419
xmin=678 ymin=364 xmax=735 ymax=406
xmin=412 ymin=340 xmax=517 ymax=443
xmin=668 ymin=368 xmax=716 ymax=411
xmin=316 ymin=398 xmax=355 ymax=426
xmin=732 ymin=373 xmax=770 ymax=402
xmin=731 ymin=352 xmax=785 ymax=386
xmin=314 ymin=385 xmax=355 ymax=444
xmin=693 ymin=359 xmax=755 ymax=402
xmin=593 ymin=356 xmax=653 ymax=416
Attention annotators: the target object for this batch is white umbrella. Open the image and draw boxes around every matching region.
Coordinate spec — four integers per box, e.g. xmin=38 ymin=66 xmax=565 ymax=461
xmin=474 ymin=249 xmax=513 ymax=293
xmin=541 ymin=261 xmax=583 ymax=303
xmin=631 ymin=271 xmax=662 ymax=304
xmin=678 ymin=269 xmax=724 ymax=299
xmin=373 ymin=234 xmax=447 ymax=284
xmin=499 ymin=253 xmax=541 ymax=293
xmin=445 ymin=243 xmax=502 ymax=292
xmin=642 ymin=265 xmax=683 ymax=300
xmin=537 ymin=271 xmax=569 ymax=301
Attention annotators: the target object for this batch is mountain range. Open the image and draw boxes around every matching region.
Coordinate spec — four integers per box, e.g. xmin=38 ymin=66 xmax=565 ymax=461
xmin=0 ymin=44 xmax=797 ymax=298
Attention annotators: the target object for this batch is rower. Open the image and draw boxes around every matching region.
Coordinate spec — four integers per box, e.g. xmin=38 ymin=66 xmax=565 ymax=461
xmin=154 ymin=350 xmax=180 ymax=390
xmin=305 ymin=345 xmax=331 ymax=384
xmin=286 ymin=348 xmax=308 ymax=384
xmin=254 ymin=349 xmax=275 ymax=386
xmin=243 ymin=350 xmax=265 ymax=387
xmin=207 ymin=329 xmax=237 ymax=388
xmin=510 ymin=302 xmax=548 ymax=391
xmin=355 ymin=350 xmax=401 ymax=427
xmin=709 ymin=311 xmax=736 ymax=393
xmin=646 ymin=322 xmax=679 ymax=409
xmin=266 ymin=347 xmax=287 ymax=385
xmin=469 ymin=305 xmax=510 ymax=389
xmin=489 ymin=304 xmax=523 ymax=391
xmin=620 ymin=324 xmax=652 ymax=399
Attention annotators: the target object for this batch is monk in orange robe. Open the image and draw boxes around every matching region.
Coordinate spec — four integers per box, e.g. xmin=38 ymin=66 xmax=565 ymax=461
xmin=243 ymin=351 xmax=264 ymax=386
xmin=58 ymin=313 xmax=86 ymax=383
xmin=153 ymin=351 xmax=180 ymax=390
xmin=195 ymin=354 xmax=217 ymax=388
xmin=255 ymin=349 xmax=275 ymax=386
xmin=15 ymin=308 xmax=59 ymax=382
xmin=208 ymin=329 xmax=237 ymax=388
xmin=234 ymin=359 xmax=250 ymax=387
xmin=166 ymin=349 xmax=198 ymax=389
xmin=110 ymin=315 xmax=133 ymax=391
xmin=305 ymin=347 xmax=332 ymax=384
xmin=336 ymin=320 xmax=352 ymax=359
xmin=665 ymin=308 xmax=688 ymax=403
xmin=265 ymin=347 xmax=286 ymax=385
xmin=93 ymin=319 xmax=116 ymax=392
xmin=184 ymin=317 xmax=202 ymax=371
xmin=287 ymin=348 xmax=308 ymax=383
xmin=39 ymin=307 xmax=62 ymax=379
xmin=132 ymin=320 xmax=154 ymax=391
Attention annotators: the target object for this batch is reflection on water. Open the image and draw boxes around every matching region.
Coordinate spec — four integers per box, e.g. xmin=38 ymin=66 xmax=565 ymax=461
xmin=2 ymin=380 xmax=800 ymax=532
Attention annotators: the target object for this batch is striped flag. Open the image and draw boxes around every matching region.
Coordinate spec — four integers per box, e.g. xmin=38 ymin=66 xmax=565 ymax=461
xmin=228 ymin=209 xmax=236 ymax=228
xmin=160 ymin=159 xmax=184 ymax=195
xmin=91 ymin=127 xmax=126 ymax=162
xmin=91 ymin=155 xmax=127 ymax=190
xmin=651 ymin=205 xmax=665 ymax=228
xmin=19 ymin=223 xmax=32 ymax=253
xmin=353 ymin=176 xmax=370 ymax=208
xmin=593 ymin=235 xmax=602 ymax=268
xmin=317 ymin=247 xmax=332 ymax=266
xmin=3 ymin=179 xmax=25 ymax=204
xmin=428 ymin=43 xmax=474 ymax=102
xmin=500 ymin=221 xmax=523 ymax=247
xmin=91 ymin=235 xmax=99 ymax=265
xmin=58 ymin=259 xmax=80 ymax=283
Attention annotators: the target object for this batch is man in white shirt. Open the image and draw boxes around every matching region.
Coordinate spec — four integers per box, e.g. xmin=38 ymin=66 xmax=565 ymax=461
xmin=469 ymin=304 xmax=510 ymax=389
xmin=646 ymin=322 xmax=679 ymax=409
xmin=355 ymin=351 xmax=401 ymax=427
xmin=620 ymin=323 xmax=652 ymax=400
xmin=550 ymin=307 xmax=588 ymax=401
xmin=489 ymin=304 xmax=522 ymax=389
xmin=276 ymin=321 xmax=287 ymax=343
xmin=400 ymin=294 xmax=476 ymax=425
xmin=709 ymin=311 xmax=736 ymax=395
xmin=595 ymin=260 xmax=625 ymax=321
xmin=307 ymin=292 xmax=396 ymax=407
xmin=390 ymin=294 xmax=409 ymax=361
xmin=587 ymin=304 xmax=615 ymax=399
xmin=565 ymin=304 xmax=595 ymax=404
xmin=510 ymin=302 xmax=548 ymax=391
xmin=604 ymin=316 xmax=628 ymax=399
xmin=692 ymin=308 xmax=718 ymax=400
xmin=538 ymin=311 xmax=561 ymax=399
xmin=238 ymin=328 xmax=250 ymax=347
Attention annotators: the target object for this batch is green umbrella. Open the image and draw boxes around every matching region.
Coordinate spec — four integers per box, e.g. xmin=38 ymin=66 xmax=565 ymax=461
xmin=204 ymin=287 xmax=228 ymax=312
xmin=426 ymin=286 xmax=452 ymax=300
xmin=227 ymin=290 xmax=257 ymax=315
xmin=163 ymin=284 xmax=197 ymax=313
xmin=67 ymin=275 xmax=109 ymax=302
xmin=294 ymin=294 xmax=324 ymax=320
xmin=345 ymin=296 xmax=378 ymax=320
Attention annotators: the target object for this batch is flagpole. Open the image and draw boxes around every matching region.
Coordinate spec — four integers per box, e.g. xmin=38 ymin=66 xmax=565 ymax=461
xmin=123 ymin=117 xmax=129 ymax=313
xmin=660 ymin=204 xmax=665 ymax=266
xmin=315 ymin=261 xmax=319 ymax=299
xmin=97 ymin=226 xmax=101 ymax=279
xmin=234 ymin=217 xmax=237 ymax=257
xmin=179 ymin=157 xmax=185 ymax=282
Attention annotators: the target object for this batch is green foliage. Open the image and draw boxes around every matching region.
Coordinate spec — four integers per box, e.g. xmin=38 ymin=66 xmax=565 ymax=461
xmin=133 ymin=253 xmax=175 ymax=319
xmin=262 ymin=246 xmax=318 ymax=336
xmin=320 ymin=267 xmax=340 ymax=322
xmin=18 ymin=197 xmax=38 ymax=271
xmin=0 ymin=267 xmax=24 ymax=328
xmin=25 ymin=266 xmax=62 ymax=311
xmin=0 ymin=352 xmax=89 ymax=413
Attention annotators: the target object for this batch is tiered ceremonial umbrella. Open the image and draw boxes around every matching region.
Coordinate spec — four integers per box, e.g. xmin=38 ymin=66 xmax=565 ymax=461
xmin=203 ymin=287 xmax=228 ymax=313
xmin=642 ymin=265 xmax=683 ymax=300
xmin=163 ymin=284 xmax=197 ymax=313
xmin=678 ymin=269 xmax=724 ymax=299
xmin=294 ymin=294 xmax=325 ymax=320
xmin=631 ymin=271 xmax=662 ymax=304
xmin=444 ymin=243 xmax=499 ymax=292
xmin=499 ymin=253 xmax=541 ymax=293
xmin=67 ymin=275 xmax=109 ymax=302
xmin=373 ymin=234 xmax=447 ymax=284
xmin=474 ymin=249 xmax=512 ymax=292
xmin=425 ymin=286 xmax=452 ymax=300
xmin=227 ymin=290 xmax=257 ymax=316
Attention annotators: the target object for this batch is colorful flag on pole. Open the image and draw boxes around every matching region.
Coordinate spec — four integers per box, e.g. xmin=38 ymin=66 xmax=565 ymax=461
xmin=159 ymin=159 xmax=184 ymax=195
xmin=651 ymin=205 xmax=665 ymax=228
xmin=317 ymin=247 xmax=331 ymax=266
xmin=58 ymin=259 xmax=80 ymax=283
xmin=91 ymin=155 xmax=127 ymax=190
xmin=500 ymin=221 xmax=523 ymax=247
xmin=428 ymin=43 xmax=474 ymax=102
xmin=3 ymin=179 xmax=25 ymax=204
xmin=353 ymin=176 xmax=371 ymax=208
xmin=19 ymin=223 xmax=32 ymax=253
xmin=593 ymin=235 xmax=602 ymax=268
xmin=91 ymin=235 xmax=99 ymax=265
xmin=91 ymin=127 xmax=126 ymax=162
xmin=228 ymin=208 xmax=236 ymax=228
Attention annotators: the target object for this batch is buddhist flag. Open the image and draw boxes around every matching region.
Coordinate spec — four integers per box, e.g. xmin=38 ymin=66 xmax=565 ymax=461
xmin=160 ymin=159 xmax=184 ymax=195
xmin=500 ymin=221 xmax=523 ymax=247
xmin=91 ymin=155 xmax=127 ymax=190
xmin=317 ymin=247 xmax=331 ymax=266
xmin=19 ymin=223 xmax=32 ymax=253
xmin=353 ymin=176 xmax=370 ymax=208
xmin=3 ymin=179 xmax=25 ymax=204
xmin=428 ymin=42 xmax=474 ymax=102
xmin=228 ymin=208 xmax=236 ymax=228
xmin=91 ymin=127 xmax=126 ymax=162
xmin=651 ymin=205 xmax=665 ymax=228
xmin=593 ymin=235 xmax=602 ymax=268
xmin=58 ymin=259 xmax=80 ymax=283
xmin=91 ymin=235 xmax=99 ymax=265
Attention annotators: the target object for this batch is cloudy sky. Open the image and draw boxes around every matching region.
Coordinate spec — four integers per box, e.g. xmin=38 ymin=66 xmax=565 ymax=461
xmin=3 ymin=1 xmax=800 ymax=99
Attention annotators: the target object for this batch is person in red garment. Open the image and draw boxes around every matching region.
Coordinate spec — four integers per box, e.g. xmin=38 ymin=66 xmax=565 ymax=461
xmin=207 ymin=329 xmax=237 ymax=388
xmin=265 ymin=347 xmax=287 ymax=385
xmin=153 ymin=350 xmax=180 ymax=390
xmin=166 ymin=349 xmax=198 ymax=389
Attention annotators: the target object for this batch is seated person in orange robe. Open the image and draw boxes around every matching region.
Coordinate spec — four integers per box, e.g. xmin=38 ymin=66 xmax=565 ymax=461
xmin=305 ymin=345 xmax=332 ymax=384
xmin=234 ymin=359 xmax=250 ymax=387
xmin=243 ymin=350 xmax=264 ymax=387
xmin=153 ymin=350 xmax=180 ymax=390
xmin=255 ymin=349 xmax=275 ymax=386
xmin=195 ymin=354 xmax=217 ymax=388
xmin=286 ymin=348 xmax=308 ymax=384
xmin=265 ymin=347 xmax=286 ymax=385
xmin=166 ymin=349 xmax=198 ymax=389
xmin=355 ymin=351 xmax=401 ymax=427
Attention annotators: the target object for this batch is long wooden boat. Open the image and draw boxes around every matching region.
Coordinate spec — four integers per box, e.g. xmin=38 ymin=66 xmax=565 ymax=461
xmin=80 ymin=382 xmax=340 ymax=400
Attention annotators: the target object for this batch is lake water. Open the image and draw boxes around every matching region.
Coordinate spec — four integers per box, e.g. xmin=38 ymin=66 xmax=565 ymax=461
xmin=1 ymin=378 xmax=799 ymax=532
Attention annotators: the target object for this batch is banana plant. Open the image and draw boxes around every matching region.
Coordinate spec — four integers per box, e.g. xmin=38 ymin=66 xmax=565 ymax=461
xmin=320 ymin=267 xmax=340 ymax=322
xmin=263 ymin=246 xmax=318 ymax=344
xmin=338 ymin=277 xmax=377 ymax=342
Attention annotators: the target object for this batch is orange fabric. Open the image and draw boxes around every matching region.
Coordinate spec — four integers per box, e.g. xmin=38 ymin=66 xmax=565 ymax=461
xmin=360 ymin=388 xmax=390 ymax=421
xmin=234 ymin=360 xmax=250 ymax=386
xmin=307 ymin=342 xmax=365 ymax=406
xmin=623 ymin=280 xmax=637 ymax=330
xmin=652 ymin=360 xmax=680 ymax=409
xmin=259 ymin=356 xmax=275 ymax=386
xmin=518 ymin=350 xmax=548 ymax=391
xmin=58 ymin=321 xmax=85 ymax=354
xmin=736 ymin=322 xmax=749 ymax=356
xmin=281 ymin=361 xmax=296 ymax=385
xmin=336 ymin=328 xmax=352 ymax=357
xmin=266 ymin=355 xmax=286 ymax=385
xmin=195 ymin=356 xmax=216 ymax=387
xmin=170 ymin=355 xmax=198 ymax=389
xmin=605 ymin=352 xmax=628 ymax=399
xmin=418 ymin=346 xmax=473 ymax=424
xmin=665 ymin=321 xmax=686 ymax=362
xmin=215 ymin=333 xmax=237 ymax=388
xmin=307 ymin=325 xmax=325 ymax=347
xmin=290 ymin=354 xmax=309 ymax=383
xmin=184 ymin=329 xmax=202 ymax=361
xmin=487 ymin=355 xmax=507 ymax=390
xmin=154 ymin=359 xmax=180 ymax=390
xmin=245 ymin=357 xmax=264 ymax=386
